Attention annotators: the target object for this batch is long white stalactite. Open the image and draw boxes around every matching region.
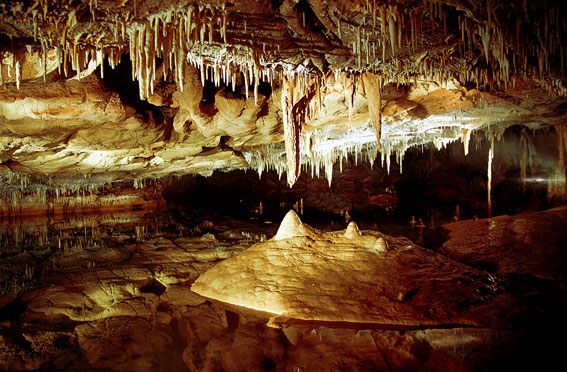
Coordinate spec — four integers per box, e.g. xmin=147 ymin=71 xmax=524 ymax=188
xmin=487 ymin=133 xmax=494 ymax=218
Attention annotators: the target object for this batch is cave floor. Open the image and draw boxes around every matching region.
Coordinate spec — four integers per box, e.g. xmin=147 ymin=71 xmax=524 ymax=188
xmin=0 ymin=208 xmax=566 ymax=371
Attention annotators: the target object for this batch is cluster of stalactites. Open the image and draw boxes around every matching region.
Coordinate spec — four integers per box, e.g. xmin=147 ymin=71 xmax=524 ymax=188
xmin=243 ymin=140 xmax=380 ymax=188
xmin=456 ymin=0 xmax=566 ymax=92
xmin=342 ymin=0 xmax=566 ymax=95
xmin=8 ymin=1 xmax=273 ymax=100
xmin=0 ymin=51 xmax=22 ymax=88
xmin=18 ymin=0 xmax=295 ymax=104
xmin=244 ymin=117 xmax=487 ymax=189
xmin=3 ymin=0 xmax=566 ymax=99
xmin=280 ymin=70 xmax=325 ymax=186
xmin=25 ymin=0 xmax=126 ymax=82
xmin=185 ymin=47 xmax=278 ymax=106
xmin=243 ymin=125 xmax=410 ymax=188
xmin=342 ymin=0 xmax=466 ymax=73
xmin=342 ymin=0 xmax=421 ymax=69
xmin=127 ymin=3 xmax=229 ymax=100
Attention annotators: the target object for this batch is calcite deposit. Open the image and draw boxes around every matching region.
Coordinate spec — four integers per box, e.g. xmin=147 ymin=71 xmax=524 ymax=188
xmin=0 ymin=1 xmax=565 ymax=370
xmin=0 ymin=206 xmax=565 ymax=371
xmin=0 ymin=0 xmax=564 ymax=190
xmin=440 ymin=206 xmax=567 ymax=281
xmin=192 ymin=210 xmax=516 ymax=328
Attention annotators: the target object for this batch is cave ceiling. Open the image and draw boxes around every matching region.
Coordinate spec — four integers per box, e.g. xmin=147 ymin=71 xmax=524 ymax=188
xmin=0 ymin=0 xmax=566 ymax=187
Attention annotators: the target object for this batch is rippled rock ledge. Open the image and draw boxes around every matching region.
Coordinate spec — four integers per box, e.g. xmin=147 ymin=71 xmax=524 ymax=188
xmin=194 ymin=210 xmax=512 ymax=328
xmin=0 ymin=208 xmax=565 ymax=371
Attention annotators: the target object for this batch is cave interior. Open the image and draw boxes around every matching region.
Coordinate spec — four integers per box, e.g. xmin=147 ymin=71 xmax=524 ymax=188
xmin=0 ymin=1 xmax=566 ymax=371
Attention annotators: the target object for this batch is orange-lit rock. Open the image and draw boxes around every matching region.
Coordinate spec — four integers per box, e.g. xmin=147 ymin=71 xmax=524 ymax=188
xmin=440 ymin=206 xmax=567 ymax=281
xmin=192 ymin=210 xmax=514 ymax=328
xmin=0 ymin=75 xmax=129 ymax=123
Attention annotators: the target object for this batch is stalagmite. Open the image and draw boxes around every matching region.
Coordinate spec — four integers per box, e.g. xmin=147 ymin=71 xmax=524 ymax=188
xmin=374 ymin=237 xmax=387 ymax=252
xmin=344 ymin=221 xmax=362 ymax=238
xmin=274 ymin=210 xmax=315 ymax=240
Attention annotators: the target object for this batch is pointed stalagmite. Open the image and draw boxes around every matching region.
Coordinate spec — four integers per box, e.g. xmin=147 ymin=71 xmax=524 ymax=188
xmin=374 ymin=237 xmax=388 ymax=252
xmin=275 ymin=210 xmax=307 ymax=240
xmin=344 ymin=221 xmax=362 ymax=238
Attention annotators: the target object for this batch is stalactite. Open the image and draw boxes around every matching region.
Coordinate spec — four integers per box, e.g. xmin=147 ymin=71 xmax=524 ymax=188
xmin=344 ymin=74 xmax=356 ymax=123
xmin=281 ymin=74 xmax=299 ymax=187
xmin=387 ymin=6 xmax=396 ymax=57
xmin=547 ymin=125 xmax=567 ymax=203
xmin=361 ymin=72 xmax=383 ymax=150
xmin=462 ymin=128 xmax=471 ymax=156
xmin=487 ymin=133 xmax=494 ymax=217
xmin=15 ymin=58 xmax=20 ymax=89
xmin=356 ymin=27 xmax=362 ymax=67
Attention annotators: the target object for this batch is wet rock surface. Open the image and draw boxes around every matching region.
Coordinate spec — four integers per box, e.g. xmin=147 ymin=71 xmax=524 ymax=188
xmin=440 ymin=206 xmax=567 ymax=281
xmin=0 ymin=207 xmax=565 ymax=371
xmin=192 ymin=211 xmax=519 ymax=328
xmin=0 ymin=210 xmax=262 ymax=371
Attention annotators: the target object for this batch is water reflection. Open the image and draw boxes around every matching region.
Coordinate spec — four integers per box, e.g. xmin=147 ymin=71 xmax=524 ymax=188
xmin=0 ymin=211 xmax=158 ymax=248
xmin=0 ymin=203 xmax=454 ymax=293
xmin=0 ymin=210 xmax=164 ymax=295
xmin=0 ymin=208 xmax=286 ymax=297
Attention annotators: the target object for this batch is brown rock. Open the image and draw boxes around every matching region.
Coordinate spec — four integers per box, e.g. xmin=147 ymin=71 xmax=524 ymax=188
xmin=0 ymin=75 xmax=129 ymax=124
xmin=368 ymin=193 xmax=398 ymax=207
xmin=192 ymin=212 xmax=513 ymax=328
xmin=75 ymin=317 xmax=173 ymax=371
xmin=440 ymin=206 xmax=567 ymax=281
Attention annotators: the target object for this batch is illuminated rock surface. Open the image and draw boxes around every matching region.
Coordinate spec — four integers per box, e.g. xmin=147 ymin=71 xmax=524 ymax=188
xmin=0 ymin=212 xmax=258 ymax=371
xmin=0 ymin=208 xmax=565 ymax=371
xmin=0 ymin=1 xmax=565 ymax=187
xmin=0 ymin=0 xmax=566 ymax=370
xmin=440 ymin=206 xmax=567 ymax=281
xmin=193 ymin=210 xmax=515 ymax=328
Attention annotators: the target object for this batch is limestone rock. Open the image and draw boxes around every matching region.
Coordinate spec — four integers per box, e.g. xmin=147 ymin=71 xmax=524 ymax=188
xmin=273 ymin=210 xmax=319 ymax=241
xmin=0 ymin=75 xmax=129 ymax=123
xmin=0 ymin=50 xmax=58 ymax=84
xmin=215 ymin=90 xmax=246 ymax=118
xmin=374 ymin=237 xmax=388 ymax=252
xmin=0 ymin=0 xmax=563 ymax=186
xmin=192 ymin=214 xmax=515 ymax=328
xmin=75 ymin=317 xmax=173 ymax=371
xmin=440 ymin=206 xmax=567 ymax=281
xmin=344 ymin=221 xmax=362 ymax=238
xmin=196 ymin=325 xmax=284 ymax=372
